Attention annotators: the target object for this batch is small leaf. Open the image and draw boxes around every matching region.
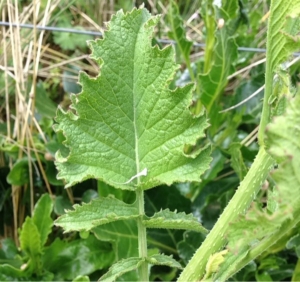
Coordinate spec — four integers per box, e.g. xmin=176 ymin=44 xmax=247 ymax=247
xmin=6 ymin=158 xmax=29 ymax=186
xmin=53 ymin=26 xmax=93 ymax=51
xmin=100 ymin=257 xmax=144 ymax=282
xmin=55 ymin=197 xmax=139 ymax=232
xmin=35 ymin=81 xmax=57 ymax=118
xmin=286 ymin=234 xmax=300 ymax=249
xmin=32 ymin=194 xmax=53 ymax=246
xmin=20 ymin=217 xmax=42 ymax=258
xmin=53 ymin=195 xmax=72 ymax=216
xmin=143 ymin=209 xmax=208 ymax=234
xmin=229 ymin=143 xmax=248 ymax=181
xmin=146 ymin=254 xmax=182 ymax=269
xmin=204 ymin=250 xmax=228 ymax=279
xmin=73 ymin=275 xmax=90 ymax=282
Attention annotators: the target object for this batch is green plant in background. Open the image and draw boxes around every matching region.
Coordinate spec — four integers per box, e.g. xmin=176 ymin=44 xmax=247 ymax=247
xmin=0 ymin=194 xmax=114 ymax=281
xmin=53 ymin=0 xmax=300 ymax=281
xmin=1 ymin=0 xmax=300 ymax=281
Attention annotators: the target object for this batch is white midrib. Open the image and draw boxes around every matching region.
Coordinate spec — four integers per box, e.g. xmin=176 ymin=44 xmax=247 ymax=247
xmin=132 ymin=25 xmax=143 ymax=185
xmin=133 ymin=103 xmax=140 ymax=184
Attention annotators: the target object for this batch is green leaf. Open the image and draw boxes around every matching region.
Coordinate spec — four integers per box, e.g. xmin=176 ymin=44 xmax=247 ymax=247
xmin=146 ymin=254 xmax=182 ymax=269
xmin=32 ymin=194 xmax=53 ymax=246
xmin=0 ymin=264 xmax=28 ymax=281
xmin=19 ymin=217 xmax=42 ymax=259
xmin=6 ymin=158 xmax=29 ymax=186
xmin=92 ymin=220 xmax=138 ymax=261
xmin=199 ymin=15 xmax=238 ymax=113
xmin=55 ymin=197 xmax=139 ymax=232
xmin=168 ymin=1 xmax=193 ymax=67
xmin=229 ymin=143 xmax=248 ymax=181
xmin=143 ymin=209 xmax=208 ymax=234
xmin=267 ymin=3 xmax=300 ymax=72
xmin=35 ymin=81 xmax=57 ymax=118
xmin=54 ymin=7 xmax=211 ymax=190
xmin=53 ymin=195 xmax=72 ymax=216
xmin=100 ymin=257 xmax=144 ymax=282
xmin=145 ymin=185 xmax=193 ymax=253
xmin=286 ymin=234 xmax=300 ymax=249
xmin=222 ymin=0 xmax=239 ymax=19
xmin=53 ymin=26 xmax=93 ymax=51
xmin=72 ymin=275 xmax=90 ymax=282
xmin=42 ymin=235 xmax=114 ymax=280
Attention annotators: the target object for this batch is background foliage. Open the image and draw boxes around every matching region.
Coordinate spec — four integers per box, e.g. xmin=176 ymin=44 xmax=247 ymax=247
xmin=0 ymin=0 xmax=299 ymax=281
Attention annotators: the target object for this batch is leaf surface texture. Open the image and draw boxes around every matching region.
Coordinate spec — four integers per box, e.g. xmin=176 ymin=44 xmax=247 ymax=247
xmin=54 ymin=8 xmax=210 ymax=190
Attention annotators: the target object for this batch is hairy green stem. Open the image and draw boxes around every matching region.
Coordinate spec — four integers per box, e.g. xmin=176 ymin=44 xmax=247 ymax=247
xmin=257 ymin=0 xmax=276 ymax=145
xmin=136 ymin=189 xmax=148 ymax=281
xmin=219 ymin=206 xmax=300 ymax=281
xmin=178 ymin=148 xmax=274 ymax=281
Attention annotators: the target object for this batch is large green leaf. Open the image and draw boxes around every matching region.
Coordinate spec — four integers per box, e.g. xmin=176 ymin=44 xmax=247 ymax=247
xmin=32 ymin=194 xmax=53 ymax=247
xmin=55 ymin=197 xmax=139 ymax=232
xmin=54 ymin=8 xmax=211 ymax=191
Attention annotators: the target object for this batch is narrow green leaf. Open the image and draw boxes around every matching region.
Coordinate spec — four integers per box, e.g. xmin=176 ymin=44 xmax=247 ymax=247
xmin=266 ymin=3 xmax=300 ymax=72
xmin=259 ymin=0 xmax=300 ymax=142
xmin=19 ymin=217 xmax=42 ymax=258
xmin=32 ymin=194 xmax=53 ymax=246
xmin=168 ymin=1 xmax=193 ymax=68
xmin=199 ymin=25 xmax=238 ymax=113
xmin=92 ymin=220 xmax=138 ymax=261
xmin=143 ymin=209 xmax=208 ymax=234
xmin=100 ymin=257 xmax=144 ymax=282
xmin=146 ymin=254 xmax=182 ymax=269
xmin=55 ymin=197 xmax=139 ymax=232
xmin=54 ymin=7 xmax=211 ymax=190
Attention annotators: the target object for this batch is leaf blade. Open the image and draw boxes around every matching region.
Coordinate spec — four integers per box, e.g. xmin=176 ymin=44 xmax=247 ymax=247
xmin=54 ymin=7 xmax=211 ymax=191
xmin=54 ymin=197 xmax=139 ymax=232
xmin=143 ymin=209 xmax=208 ymax=234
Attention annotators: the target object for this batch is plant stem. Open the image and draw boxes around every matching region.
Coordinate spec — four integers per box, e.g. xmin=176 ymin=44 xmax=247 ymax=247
xmin=136 ymin=189 xmax=148 ymax=281
xmin=178 ymin=148 xmax=274 ymax=281
xmin=218 ymin=207 xmax=300 ymax=281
